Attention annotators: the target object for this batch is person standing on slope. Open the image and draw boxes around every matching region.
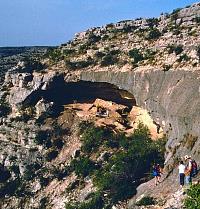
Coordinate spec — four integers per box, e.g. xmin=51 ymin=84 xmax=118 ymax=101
xmin=178 ymin=160 xmax=185 ymax=188
xmin=184 ymin=155 xmax=192 ymax=185
xmin=153 ymin=163 xmax=162 ymax=186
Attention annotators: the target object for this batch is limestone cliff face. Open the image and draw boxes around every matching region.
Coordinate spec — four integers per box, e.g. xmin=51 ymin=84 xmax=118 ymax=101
xmin=80 ymin=69 xmax=200 ymax=167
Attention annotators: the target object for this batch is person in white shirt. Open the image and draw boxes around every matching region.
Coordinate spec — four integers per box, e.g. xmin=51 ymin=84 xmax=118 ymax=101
xmin=178 ymin=161 xmax=185 ymax=187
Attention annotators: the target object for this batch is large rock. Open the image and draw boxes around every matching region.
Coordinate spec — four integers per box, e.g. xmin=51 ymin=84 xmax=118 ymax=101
xmin=3 ymin=69 xmax=62 ymax=116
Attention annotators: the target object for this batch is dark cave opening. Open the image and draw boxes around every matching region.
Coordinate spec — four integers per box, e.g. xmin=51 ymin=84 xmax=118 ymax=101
xmin=22 ymin=76 xmax=136 ymax=111
xmin=42 ymin=80 xmax=136 ymax=108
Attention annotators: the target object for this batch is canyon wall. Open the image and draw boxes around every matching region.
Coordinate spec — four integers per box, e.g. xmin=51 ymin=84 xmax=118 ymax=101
xmin=80 ymin=69 xmax=200 ymax=167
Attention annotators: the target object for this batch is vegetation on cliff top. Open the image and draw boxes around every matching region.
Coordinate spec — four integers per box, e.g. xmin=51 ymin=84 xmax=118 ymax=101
xmin=41 ymin=4 xmax=200 ymax=72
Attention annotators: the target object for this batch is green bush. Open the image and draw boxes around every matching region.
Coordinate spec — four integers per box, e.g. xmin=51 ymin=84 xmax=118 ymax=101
xmin=78 ymin=44 xmax=89 ymax=53
xmin=0 ymin=178 xmax=21 ymax=198
xmin=171 ymin=8 xmax=181 ymax=22
xmin=167 ymin=44 xmax=183 ymax=55
xmin=20 ymin=57 xmax=46 ymax=73
xmin=71 ymin=156 xmax=96 ymax=177
xmin=95 ymin=51 xmax=105 ymax=59
xmin=195 ymin=16 xmax=200 ymax=24
xmin=65 ymin=203 xmax=77 ymax=209
xmin=80 ymin=125 xmax=105 ymax=154
xmin=46 ymin=49 xmax=63 ymax=62
xmin=63 ymin=49 xmax=76 ymax=56
xmin=40 ymin=197 xmax=49 ymax=209
xmin=52 ymin=167 xmax=69 ymax=181
xmin=23 ymin=163 xmax=41 ymax=180
xmin=34 ymin=130 xmax=52 ymax=147
xmin=129 ymin=48 xmax=143 ymax=63
xmin=173 ymin=28 xmax=181 ymax=35
xmin=0 ymin=166 xmax=11 ymax=182
xmin=53 ymin=139 xmax=64 ymax=149
xmin=174 ymin=45 xmax=183 ymax=55
xmin=144 ymin=49 xmax=156 ymax=61
xmin=146 ymin=18 xmax=159 ymax=28
xmin=136 ymin=196 xmax=155 ymax=206
xmin=100 ymin=53 xmax=118 ymax=66
xmin=177 ymin=54 xmax=190 ymax=62
xmin=146 ymin=28 xmax=161 ymax=40
xmin=0 ymin=100 xmax=11 ymax=117
xmin=163 ymin=64 xmax=172 ymax=72
xmin=122 ymin=25 xmax=137 ymax=33
xmin=45 ymin=150 xmax=59 ymax=161
xmin=102 ymin=35 xmax=109 ymax=41
xmin=88 ymin=34 xmax=101 ymax=45
xmin=184 ymin=184 xmax=200 ymax=209
xmin=65 ymin=192 xmax=104 ymax=209
xmin=71 ymin=158 xmax=93 ymax=177
xmin=109 ymin=49 xmax=121 ymax=56
xmin=196 ymin=46 xmax=200 ymax=60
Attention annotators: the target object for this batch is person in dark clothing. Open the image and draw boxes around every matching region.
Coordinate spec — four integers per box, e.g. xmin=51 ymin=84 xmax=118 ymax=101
xmin=153 ymin=163 xmax=162 ymax=185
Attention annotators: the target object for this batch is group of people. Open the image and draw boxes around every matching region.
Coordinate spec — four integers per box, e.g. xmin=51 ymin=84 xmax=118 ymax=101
xmin=152 ymin=155 xmax=198 ymax=187
xmin=178 ymin=155 xmax=198 ymax=187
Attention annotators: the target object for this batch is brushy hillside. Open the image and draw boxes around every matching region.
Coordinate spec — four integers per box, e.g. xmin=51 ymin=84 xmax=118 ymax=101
xmin=42 ymin=3 xmax=200 ymax=72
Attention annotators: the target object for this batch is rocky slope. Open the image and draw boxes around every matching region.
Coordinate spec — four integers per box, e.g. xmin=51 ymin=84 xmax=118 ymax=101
xmin=0 ymin=2 xmax=200 ymax=209
xmin=0 ymin=46 xmax=50 ymax=84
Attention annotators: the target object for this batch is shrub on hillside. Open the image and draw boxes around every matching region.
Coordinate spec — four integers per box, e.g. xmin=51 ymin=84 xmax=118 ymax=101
xmin=146 ymin=28 xmax=161 ymax=40
xmin=71 ymin=156 xmax=96 ymax=177
xmin=0 ymin=178 xmax=21 ymax=198
xmin=162 ymin=64 xmax=172 ymax=72
xmin=170 ymin=8 xmax=181 ymax=22
xmin=80 ymin=125 xmax=104 ymax=153
xmin=34 ymin=130 xmax=52 ymax=148
xmin=0 ymin=100 xmax=11 ymax=117
xmin=100 ymin=52 xmax=118 ymax=66
xmin=88 ymin=34 xmax=101 ymax=45
xmin=184 ymin=184 xmax=200 ymax=209
xmin=128 ymin=48 xmax=143 ymax=63
xmin=63 ymin=49 xmax=75 ymax=56
xmin=0 ymin=166 xmax=11 ymax=183
xmin=65 ymin=192 xmax=104 ymax=209
xmin=23 ymin=163 xmax=41 ymax=180
xmin=196 ymin=45 xmax=200 ymax=60
xmin=195 ymin=16 xmax=200 ymax=24
xmin=94 ymin=51 xmax=105 ymax=59
xmin=20 ymin=57 xmax=46 ymax=73
xmin=46 ymin=49 xmax=63 ymax=62
xmin=136 ymin=196 xmax=155 ymax=206
xmin=79 ymin=122 xmax=114 ymax=153
xmin=144 ymin=49 xmax=157 ymax=61
xmin=146 ymin=18 xmax=159 ymax=28
xmin=78 ymin=44 xmax=89 ymax=54
xmin=45 ymin=149 xmax=59 ymax=161
xmin=167 ymin=44 xmax=183 ymax=55
xmin=177 ymin=54 xmax=190 ymax=62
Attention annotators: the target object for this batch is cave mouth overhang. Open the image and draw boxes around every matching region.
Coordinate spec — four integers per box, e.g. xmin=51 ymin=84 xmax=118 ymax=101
xmin=41 ymin=80 xmax=136 ymax=108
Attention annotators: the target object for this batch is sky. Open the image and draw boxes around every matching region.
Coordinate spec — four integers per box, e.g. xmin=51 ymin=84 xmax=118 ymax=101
xmin=0 ymin=0 xmax=199 ymax=47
